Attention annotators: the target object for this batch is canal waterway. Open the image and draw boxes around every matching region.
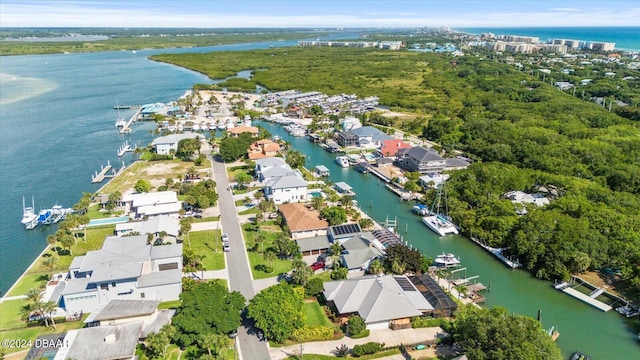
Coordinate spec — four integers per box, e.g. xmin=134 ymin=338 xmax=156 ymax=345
xmin=255 ymin=121 xmax=639 ymax=359
xmin=0 ymin=35 xmax=637 ymax=358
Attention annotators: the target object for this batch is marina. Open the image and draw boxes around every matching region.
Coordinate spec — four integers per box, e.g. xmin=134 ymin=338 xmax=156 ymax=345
xmin=21 ymin=196 xmax=72 ymax=230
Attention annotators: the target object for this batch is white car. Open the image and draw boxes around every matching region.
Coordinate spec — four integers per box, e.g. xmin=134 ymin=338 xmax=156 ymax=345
xmin=222 ymin=233 xmax=229 ymax=242
xmin=223 ymin=243 xmax=230 ymax=252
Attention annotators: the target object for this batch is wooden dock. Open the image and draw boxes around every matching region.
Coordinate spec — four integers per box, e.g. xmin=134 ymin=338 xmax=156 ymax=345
xmin=554 ymin=276 xmax=613 ymax=312
xmin=470 ymin=236 xmax=521 ymax=269
xmin=117 ymin=141 xmax=133 ymax=157
xmin=119 ymin=108 xmax=141 ymax=134
xmin=91 ymin=161 xmax=125 ymax=183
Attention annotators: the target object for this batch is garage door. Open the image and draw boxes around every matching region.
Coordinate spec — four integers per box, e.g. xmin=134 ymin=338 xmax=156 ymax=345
xmin=159 ymin=262 xmax=179 ymax=271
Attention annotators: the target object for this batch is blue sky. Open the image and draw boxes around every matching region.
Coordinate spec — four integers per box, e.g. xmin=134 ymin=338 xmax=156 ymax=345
xmin=1 ymin=0 xmax=638 ymax=28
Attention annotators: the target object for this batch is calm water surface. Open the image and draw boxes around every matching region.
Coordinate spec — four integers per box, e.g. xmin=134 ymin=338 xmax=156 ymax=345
xmin=255 ymin=121 xmax=639 ymax=359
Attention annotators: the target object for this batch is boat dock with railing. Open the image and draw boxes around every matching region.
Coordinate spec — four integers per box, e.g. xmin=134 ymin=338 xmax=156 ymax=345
xmin=470 ymin=236 xmax=521 ymax=269
xmin=118 ymin=108 xmax=141 ymax=134
xmin=91 ymin=160 xmax=125 ymax=183
xmin=117 ymin=141 xmax=133 ymax=157
xmin=554 ymin=276 xmax=614 ymax=312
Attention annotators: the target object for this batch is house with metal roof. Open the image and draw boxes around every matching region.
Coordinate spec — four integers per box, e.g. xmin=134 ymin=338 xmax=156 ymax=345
xmin=279 ymin=203 xmax=328 ymax=239
xmin=115 ymin=215 xmax=180 ymax=240
xmin=327 ymin=223 xmax=363 ymax=243
xmin=264 ymin=171 xmax=308 ymax=204
xmin=60 ymin=235 xmax=182 ymax=314
xmin=121 ymin=191 xmax=181 ymax=219
xmin=56 ymin=321 xmax=143 ymax=360
xmin=350 ymin=126 xmax=393 ymax=148
xmin=254 ymin=157 xmax=289 ymax=181
xmin=323 ymin=275 xmax=433 ymax=330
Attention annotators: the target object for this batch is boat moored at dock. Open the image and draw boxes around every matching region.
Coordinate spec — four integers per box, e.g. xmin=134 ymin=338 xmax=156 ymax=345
xmin=423 ymin=214 xmax=459 ymax=236
xmin=434 ymin=252 xmax=461 ymax=267
xmin=336 ymin=156 xmax=350 ymax=167
xmin=21 ymin=196 xmax=38 ymax=229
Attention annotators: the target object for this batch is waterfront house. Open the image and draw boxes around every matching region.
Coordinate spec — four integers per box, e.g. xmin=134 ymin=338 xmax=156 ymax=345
xmin=338 ymin=232 xmax=384 ymax=271
xmin=323 ymin=275 xmax=432 ymax=330
xmin=60 ymin=235 xmax=182 ymax=315
xmin=151 ymin=133 xmax=203 ymax=155
xmin=313 ymin=165 xmax=330 ymax=177
xmin=121 ymin=191 xmax=181 ymax=219
xmin=114 ymin=215 xmax=180 ymax=241
xmin=264 ymin=171 xmax=308 ymax=204
xmin=279 ymin=203 xmax=329 ymax=239
xmin=335 ymin=130 xmax=359 ymax=147
xmin=227 ymin=125 xmax=259 ymax=138
xmin=84 ymin=299 xmax=175 ymax=338
xmin=55 ymin=322 xmax=142 ymax=360
xmin=254 ymin=157 xmax=289 ymax=181
xmin=336 ymin=126 xmax=392 ymax=149
xmin=397 ymin=146 xmax=446 ymax=174
xmin=340 ymin=116 xmax=362 ymax=131
xmin=504 ymin=190 xmax=550 ymax=215
xmin=378 ymin=139 xmax=412 ymax=158
xmin=247 ymin=139 xmax=281 ymax=160
xmin=419 ymin=173 xmax=450 ymax=189
xmin=327 ymin=223 xmax=362 ymax=243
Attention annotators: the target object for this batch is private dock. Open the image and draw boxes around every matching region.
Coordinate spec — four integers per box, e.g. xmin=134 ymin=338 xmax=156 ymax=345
xmin=554 ymin=277 xmax=613 ymax=312
xmin=91 ymin=161 xmax=125 ymax=183
xmin=470 ymin=236 xmax=521 ymax=269
xmin=119 ymin=108 xmax=141 ymax=134
xmin=117 ymin=141 xmax=133 ymax=157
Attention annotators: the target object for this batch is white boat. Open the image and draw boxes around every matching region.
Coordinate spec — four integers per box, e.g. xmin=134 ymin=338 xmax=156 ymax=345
xmin=22 ymin=196 xmax=38 ymax=229
xmin=217 ymin=120 xmax=226 ymax=130
xmin=114 ymin=101 xmax=126 ymax=128
xmin=192 ymin=123 xmax=200 ymax=131
xmin=208 ymin=123 xmax=216 ymax=131
xmin=422 ymin=184 xmax=458 ymax=236
xmin=50 ymin=204 xmax=73 ymax=223
xmin=412 ymin=204 xmax=430 ymax=216
xmin=225 ymin=120 xmax=235 ymax=129
xmin=336 ymin=156 xmax=350 ymax=167
xmin=422 ymin=214 xmax=459 ymax=237
xmin=434 ymin=253 xmax=461 ymax=267
xmin=37 ymin=209 xmax=53 ymax=225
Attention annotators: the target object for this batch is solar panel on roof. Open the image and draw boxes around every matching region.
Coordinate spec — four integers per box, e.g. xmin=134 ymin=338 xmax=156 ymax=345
xmin=394 ymin=276 xmax=416 ymax=291
xmin=331 ymin=223 xmax=361 ymax=236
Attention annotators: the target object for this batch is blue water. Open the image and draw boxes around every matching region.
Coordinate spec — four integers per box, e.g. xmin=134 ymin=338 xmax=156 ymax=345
xmin=456 ymin=26 xmax=640 ymax=51
xmin=0 ymin=35 xmax=355 ymax=295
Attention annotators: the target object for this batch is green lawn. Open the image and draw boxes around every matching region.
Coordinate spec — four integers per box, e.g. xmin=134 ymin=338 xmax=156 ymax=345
xmin=0 ymin=317 xmax=88 ymax=354
xmin=158 ymin=300 xmax=182 ymax=310
xmin=185 ymin=230 xmax=225 ymax=270
xmin=302 ymin=302 xmax=333 ymax=327
xmin=0 ymin=300 xmax=26 ymax=330
xmin=242 ymin=224 xmax=292 ymax=279
xmin=6 ymin=226 xmax=116 ymax=297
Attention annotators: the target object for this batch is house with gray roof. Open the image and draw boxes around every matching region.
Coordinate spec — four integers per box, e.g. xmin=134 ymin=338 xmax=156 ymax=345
xmin=55 ymin=321 xmax=142 ymax=360
xmin=398 ymin=147 xmax=469 ymax=174
xmin=60 ymin=235 xmax=182 ymax=315
xmin=115 ymin=215 xmax=180 ymax=241
xmin=121 ymin=191 xmax=181 ymax=219
xmin=339 ymin=232 xmax=384 ymax=271
xmin=84 ymin=299 xmax=176 ymax=338
xmin=264 ymin=170 xmax=308 ymax=204
xmin=336 ymin=126 xmax=392 ymax=149
xmin=255 ymin=157 xmax=289 ymax=181
xmin=323 ymin=275 xmax=433 ymax=330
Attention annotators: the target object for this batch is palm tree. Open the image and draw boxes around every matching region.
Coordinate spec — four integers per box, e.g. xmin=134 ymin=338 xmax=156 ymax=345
xmin=40 ymin=301 xmax=58 ymax=329
xmin=264 ymin=251 xmax=277 ymax=271
xmin=291 ymin=259 xmax=312 ymax=286
xmin=180 ymin=217 xmax=193 ymax=246
xmin=46 ymin=234 xmax=59 ymax=258
xmin=329 ymin=242 xmax=343 ymax=269
xmin=198 ymin=333 xmax=217 ymax=357
xmin=368 ymin=258 xmax=384 ymax=275
xmin=26 ymin=288 xmax=42 ymax=304
xmin=312 ymin=195 xmax=325 ymax=212
xmin=42 ymin=256 xmax=57 ymax=278
xmin=255 ymin=231 xmax=267 ymax=254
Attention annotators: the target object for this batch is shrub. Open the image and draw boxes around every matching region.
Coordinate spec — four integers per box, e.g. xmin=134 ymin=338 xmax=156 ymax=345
xmin=350 ymin=329 xmax=369 ymax=339
xmin=347 ymin=315 xmax=366 ymax=336
xmin=290 ymin=326 xmax=335 ymax=342
xmin=411 ymin=316 xmax=451 ymax=328
xmin=304 ymin=277 xmax=324 ymax=298
xmin=352 ymin=342 xmax=384 ymax=357
xmin=334 ymin=344 xmax=349 ymax=358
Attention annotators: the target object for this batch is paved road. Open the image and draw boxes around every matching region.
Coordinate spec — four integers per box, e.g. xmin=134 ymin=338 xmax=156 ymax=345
xmin=211 ymin=154 xmax=271 ymax=360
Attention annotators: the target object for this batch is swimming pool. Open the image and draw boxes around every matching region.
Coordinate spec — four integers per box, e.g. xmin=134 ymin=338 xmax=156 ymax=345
xmin=308 ymin=190 xmax=323 ymax=198
xmin=364 ymin=153 xmax=376 ymax=161
xmin=87 ymin=216 xmax=130 ymax=227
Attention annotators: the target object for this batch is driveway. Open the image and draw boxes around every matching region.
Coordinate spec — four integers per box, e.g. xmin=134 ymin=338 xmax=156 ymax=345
xmin=268 ymin=327 xmax=445 ymax=360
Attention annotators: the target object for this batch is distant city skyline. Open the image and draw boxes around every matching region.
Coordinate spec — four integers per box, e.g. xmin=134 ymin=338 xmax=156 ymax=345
xmin=1 ymin=0 xmax=639 ymax=28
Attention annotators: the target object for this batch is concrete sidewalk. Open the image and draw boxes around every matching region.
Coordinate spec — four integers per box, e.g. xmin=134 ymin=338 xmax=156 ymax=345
xmin=268 ymin=327 xmax=445 ymax=360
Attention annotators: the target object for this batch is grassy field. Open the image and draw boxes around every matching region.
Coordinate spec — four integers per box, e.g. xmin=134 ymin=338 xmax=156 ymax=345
xmin=0 ymin=313 xmax=88 ymax=354
xmin=99 ymin=159 xmax=211 ymax=195
xmin=302 ymin=302 xmax=333 ymax=327
xmin=185 ymin=230 xmax=225 ymax=270
xmin=6 ymin=226 xmax=116 ymax=297
xmin=242 ymin=224 xmax=292 ymax=279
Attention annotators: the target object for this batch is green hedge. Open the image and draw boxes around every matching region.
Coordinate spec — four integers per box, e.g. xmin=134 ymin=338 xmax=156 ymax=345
xmin=350 ymin=329 xmax=370 ymax=339
xmin=411 ymin=316 xmax=451 ymax=328
xmin=352 ymin=342 xmax=384 ymax=357
xmin=290 ymin=326 xmax=335 ymax=342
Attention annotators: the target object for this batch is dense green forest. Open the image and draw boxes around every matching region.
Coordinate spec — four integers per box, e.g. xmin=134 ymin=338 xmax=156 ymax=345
xmin=0 ymin=28 xmax=332 ymax=56
xmin=152 ymin=46 xmax=640 ymax=300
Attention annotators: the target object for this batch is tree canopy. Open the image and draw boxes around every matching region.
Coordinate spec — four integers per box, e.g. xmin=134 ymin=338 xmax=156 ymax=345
xmin=450 ymin=306 xmax=562 ymax=360
xmin=172 ymin=281 xmax=245 ymax=348
xmin=247 ymin=282 xmax=304 ymax=343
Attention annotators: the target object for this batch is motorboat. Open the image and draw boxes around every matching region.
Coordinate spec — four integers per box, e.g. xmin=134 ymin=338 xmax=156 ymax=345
xmin=434 ymin=253 xmax=460 ymax=267
xmin=412 ymin=204 xmax=430 ymax=216
xmin=22 ymin=196 xmax=38 ymax=229
xmin=336 ymin=156 xmax=349 ymax=167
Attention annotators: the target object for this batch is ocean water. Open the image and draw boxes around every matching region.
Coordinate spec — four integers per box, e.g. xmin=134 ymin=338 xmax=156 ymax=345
xmin=456 ymin=26 xmax=640 ymax=51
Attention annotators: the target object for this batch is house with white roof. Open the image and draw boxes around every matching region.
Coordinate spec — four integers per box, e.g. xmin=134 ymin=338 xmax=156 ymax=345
xmin=121 ymin=191 xmax=181 ymax=219
xmin=59 ymin=235 xmax=182 ymax=314
xmin=254 ymin=157 xmax=290 ymax=181
xmin=151 ymin=133 xmax=203 ymax=155
xmin=323 ymin=275 xmax=432 ymax=330
xmin=115 ymin=215 xmax=180 ymax=241
xmin=504 ymin=190 xmax=550 ymax=215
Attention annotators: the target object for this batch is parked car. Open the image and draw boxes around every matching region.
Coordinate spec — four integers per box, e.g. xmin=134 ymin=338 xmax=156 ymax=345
xmin=223 ymin=243 xmax=230 ymax=252
xmin=310 ymin=261 xmax=325 ymax=271
xmin=222 ymin=233 xmax=229 ymax=242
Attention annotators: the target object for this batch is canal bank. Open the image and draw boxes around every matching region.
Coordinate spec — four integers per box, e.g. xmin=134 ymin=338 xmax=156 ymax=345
xmin=255 ymin=120 xmax=639 ymax=359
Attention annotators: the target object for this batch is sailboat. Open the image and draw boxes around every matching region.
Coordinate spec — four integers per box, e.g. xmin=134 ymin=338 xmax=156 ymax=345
xmin=21 ymin=196 xmax=38 ymax=229
xmin=422 ymin=184 xmax=458 ymax=236
xmin=114 ymin=100 xmax=126 ymax=128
